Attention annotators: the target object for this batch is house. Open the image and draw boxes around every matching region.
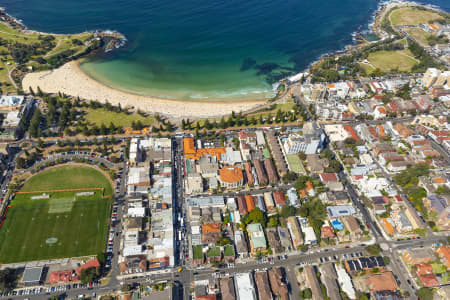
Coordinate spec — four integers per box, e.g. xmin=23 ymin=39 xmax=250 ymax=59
xmin=219 ymin=166 xmax=243 ymax=189
xmin=335 ymin=264 xmax=356 ymax=299
xmin=306 ymin=154 xmax=328 ymax=174
xmin=220 ymin=278 xmax=236 ymax=300
xmin=234 ymin=230 xmax=249 ymax=258
xmin=247 ymin=223 xmax=267 ymax=254
xmin=253 ymin=159 xmax=268 ymax=186
xmin=120 ymin=256 xmax=147 ymax=274
xmin=321 ymin=225 xmax=335 ymax=239
xmin=373 ymin=106 xmax=387 ymax=120
xmin=320 ymin=264 xmax=341 ymax=300
xmin=268 ymin=267 xmax=289 ymax=300
xmin=263 ymin=192 xmax=275 ymax=211
xmin=415 ymin=263 xmax=433 ymax=276
xmin=413 ymin=95 xmax=433 ymax=111
xmin=237 ymin=196 xmax=248 ymax=216
xmin=342 ymin=216 xmax=362 ymax=241
xmin=319 ymin=173 xmax=338 ymax=183
xmin=201 ymin=224 xmax=221 ymax=244
xmin=244 ymin=162 xmax=255 ymax=186
xmin=365 ymin=272 xmax=398 ymax=292
xmin=419 ymin=274 xmax=440 ymax=287
xmin=266 ymin=227 xmax=283 ymax=254
xmin=321 ymin=191 xmax=349 ymax=205
xmin=424 ymin=194 xmax=448 ymax=213
xmin=254 ymin=271 xmax=272 ymax=300
xmin=278 ymin=227 xmax=293 ymax=252
xmin=264 ymin=158 xmax=279 ymax=184
xmin=303 ymin=266 xmax=324 ymax=300
xmin=403 ymin=249 xmax=434 ymax=264
xmin=234 ymin=273 xmax=257 ymax=300
xmin=287 ymin=216 xmax=303 ymax=248
xmin=245 ymin=195 xmax=255 ymax=212
xmin=273 ymin=191 xmax=286 ymax=207
xmin=393 ymin=123 xmax=414 ymax=138
xmin=266 ymin=131 xmax=288 ymax=175
xmin=436 ymin=246 xmax=450 ymax=269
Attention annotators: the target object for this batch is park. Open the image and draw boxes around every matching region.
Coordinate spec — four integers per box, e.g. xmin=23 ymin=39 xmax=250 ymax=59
xmin=0 ymin=164 xmax=113 ymax=264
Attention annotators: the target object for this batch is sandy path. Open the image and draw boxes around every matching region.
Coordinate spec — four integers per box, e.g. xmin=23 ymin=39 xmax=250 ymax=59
xmin=22 ymin=61 xmax=267 ymax=119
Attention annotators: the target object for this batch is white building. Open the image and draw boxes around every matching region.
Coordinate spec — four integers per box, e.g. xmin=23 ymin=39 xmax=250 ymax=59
xmin=235 ymin=273 xmax=257 ymax=300
xmin=335 ymin=264 xmax=356 ymax=299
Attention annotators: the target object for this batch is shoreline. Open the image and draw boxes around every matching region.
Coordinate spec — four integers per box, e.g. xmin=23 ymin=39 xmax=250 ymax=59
xmin=16 ymin=0 xmax=448 ymax=119
xmin=22 ymin=61 xmax=267 ymax=119
xmin=77 ymin=60 xmax=274 ymax=103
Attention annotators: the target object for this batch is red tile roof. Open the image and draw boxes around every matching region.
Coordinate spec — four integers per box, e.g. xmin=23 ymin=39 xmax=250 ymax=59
xmin=415 ymin=263 xmax=433 ymax=276
xmin=319 ymin=173 xmax=338 ymax=182
xmin=76 ymin=258 xmax=100 ymax=275
xmin=321 ymin=226 xmax=335 ymax=238
xmin=49 ymin=270 xmax=78 ymax=284
xmin=343 ymin=125 xmax=360 ymax=141
xmin=273 ymin=191 xmax=286 ymax=206
xmin=419 ymin=275 xmax=439 ymax=287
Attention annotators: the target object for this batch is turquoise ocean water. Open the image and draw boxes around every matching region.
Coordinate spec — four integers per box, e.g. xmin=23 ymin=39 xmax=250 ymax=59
xmin=1 ymin=0 xmax=448 ymax=101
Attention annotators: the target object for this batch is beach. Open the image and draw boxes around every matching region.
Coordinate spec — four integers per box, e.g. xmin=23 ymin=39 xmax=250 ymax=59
xmin=22 ymin=61 xmax=267 ymax=119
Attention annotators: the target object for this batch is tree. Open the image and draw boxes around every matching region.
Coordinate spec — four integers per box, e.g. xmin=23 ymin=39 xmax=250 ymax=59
xmin=280 ymin=205 xmax=296 ymax=218
xmin=267 ymin=216 xmax=279 ymax=227
xmin=97 ymin=252 xmax=106 ymax=265
xmin=295 ymin=176 xmax=311 ymax=190
xmin=16 ymin=157 xmax=26 ymax=169
xmin=37 ymin=139 xmax=44 ymax=148
xmin=298 ymin=152 xmax=306 ymax=161
xmin=358 ymin=294 xmax=369 ymax=300
xmin=29 ymin=108 xmax=42 ymax=138
xmin=80 ymin=267 xmax=99 ymax=284
xmin=416 ymin=288 xmax=433 ymax=300
xmin=282 ymin=171 xmax=298 ymax=184
xmin=0 ymin=268 xmax=20 ymax=292
xmin=300 ymin=288 xmax=312 ymax=299
xmin=365 ymin=245 xmax=381 ymax=256
xmin=242 ymin=208 xmax=267 ymax=227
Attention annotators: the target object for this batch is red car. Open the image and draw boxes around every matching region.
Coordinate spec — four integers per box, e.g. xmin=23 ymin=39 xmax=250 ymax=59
xmin=345 ymin=245 xmax=350 ymax=248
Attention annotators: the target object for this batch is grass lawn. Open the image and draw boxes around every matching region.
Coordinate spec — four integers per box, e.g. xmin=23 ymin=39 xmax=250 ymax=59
xmin=0 ymin=23 xmax=41 ymax=44
xmin=206 ymin=247 xmax=221 ymax=258
xmin=0 ymin=165 xmax=112 ymax=263
xmin=431 ymin=262 xmax=446 ymax=274
xmin=193 ymin=245 xmax=203 ymax=260
xmin=390 ymin=7 xmax=443 ymax=25
xmin=286 ymin=154 xmax=306 ymax=174
xmin=404 ymin=28 xmax=432 ymax=46
xmin=84 ymin=108 xmax=156 ymax=128
xmin=247 ymin=102 xmax=296 ymax=119
xmin=0 ymin=61 xmax=16 ymax=93
xmin=367 ymin=49 xmax=418 ymax=72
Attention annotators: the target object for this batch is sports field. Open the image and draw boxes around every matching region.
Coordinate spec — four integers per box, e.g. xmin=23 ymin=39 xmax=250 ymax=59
xmin=0 ymin=165 xmax=113 ymax=263
xmin=367 ymin=49 xmax=418 ymax=72
xmin=389 ymin=7 xmax=443 ymax=26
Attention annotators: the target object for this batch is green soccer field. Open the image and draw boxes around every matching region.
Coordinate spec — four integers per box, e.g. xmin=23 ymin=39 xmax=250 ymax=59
xmin=0 ymin=165 xmax=113 ymax=263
